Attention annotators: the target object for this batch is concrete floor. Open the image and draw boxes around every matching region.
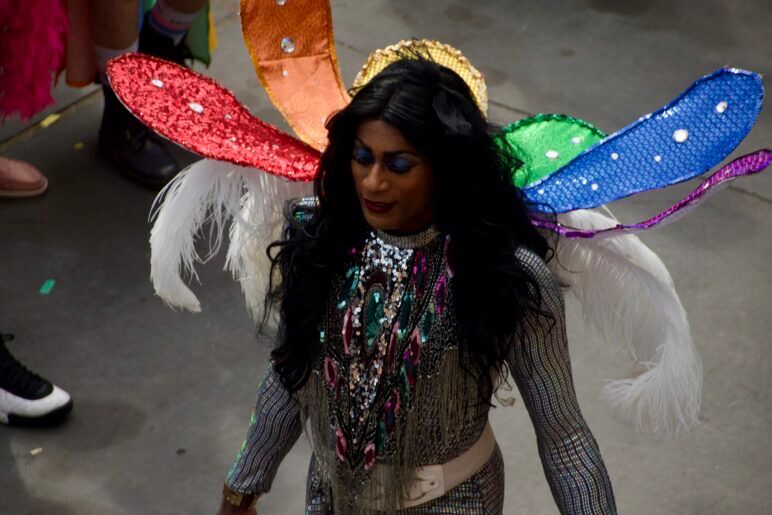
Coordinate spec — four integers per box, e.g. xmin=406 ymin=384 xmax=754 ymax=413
xmin=1 ymin=1 xmax=771 ymax=513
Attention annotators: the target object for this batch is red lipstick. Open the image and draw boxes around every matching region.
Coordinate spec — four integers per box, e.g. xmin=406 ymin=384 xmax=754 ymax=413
xmin=364 ymin=199 xmax=395 ymax=214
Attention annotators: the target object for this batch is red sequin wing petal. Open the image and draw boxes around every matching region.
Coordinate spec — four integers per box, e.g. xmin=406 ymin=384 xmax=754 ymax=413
xmin=106 ymin=53 xmax=320 ymax=181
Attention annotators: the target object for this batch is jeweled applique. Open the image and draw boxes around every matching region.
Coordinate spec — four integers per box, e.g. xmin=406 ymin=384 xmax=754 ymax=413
xmin=319 ymin=227 xmax=445 ymax=474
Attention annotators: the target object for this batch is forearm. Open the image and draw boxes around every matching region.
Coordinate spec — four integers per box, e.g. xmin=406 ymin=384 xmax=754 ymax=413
xmin=226 ymin=364 xmax=303 ymax=496
xmin=537 ymin=426 xmax=616 ymax=514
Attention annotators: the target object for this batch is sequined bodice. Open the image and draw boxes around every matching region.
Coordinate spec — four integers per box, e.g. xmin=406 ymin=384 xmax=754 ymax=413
xmin=317 ymin=226 xmax=458 ymax=472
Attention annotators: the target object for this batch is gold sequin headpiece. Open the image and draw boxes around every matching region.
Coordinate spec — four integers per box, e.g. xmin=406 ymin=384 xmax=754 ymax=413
xmin=349 ymin=39 xmax=488 ymax=117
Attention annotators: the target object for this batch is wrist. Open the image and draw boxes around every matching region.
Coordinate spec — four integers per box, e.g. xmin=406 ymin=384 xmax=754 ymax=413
xmin=222 ymin=484 xmax=258 ymax=511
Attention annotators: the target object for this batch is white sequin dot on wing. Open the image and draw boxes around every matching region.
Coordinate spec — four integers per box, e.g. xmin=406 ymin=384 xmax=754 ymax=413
xmin=276 ymin=0 xmax=287 ymax=4
xmin=282 ymin=69 xmax=289 ymax=77
xmin=545 ymin=150 xmax=559 ymax=160
xmin=188 ymin=102 xmax=204 ymax=114
xmin=611 ymin=152 xmax=619 ymax=160
xmin=654 ymin=155 xmax=662 ymax=162
xmin=715 ymin=101 xmax=728 ymax=113
xmin=151 ymin=79 xmax=164 ymax=88
xmin=571 ymin=136 xmax=582 ymax=144
xmin=591 ymin=183 xmax=599 ymax=191
xmin=673 ymin=129 xmax=689 ymax=143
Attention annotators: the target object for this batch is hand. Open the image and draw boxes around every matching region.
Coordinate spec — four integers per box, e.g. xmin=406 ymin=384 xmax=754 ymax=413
xmin=217 ymin=498 xmax=257 ymax=515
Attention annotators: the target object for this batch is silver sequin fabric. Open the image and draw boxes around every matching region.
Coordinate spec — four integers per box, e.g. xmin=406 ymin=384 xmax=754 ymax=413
xmin=226 ymin=232 xmax=616 ymax=514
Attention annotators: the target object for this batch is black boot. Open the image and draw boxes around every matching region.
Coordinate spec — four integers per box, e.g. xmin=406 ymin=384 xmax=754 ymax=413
xmin=138 ymin=13 xmax=193 ymax=66
xmin=98 ymin=84 xmax=180 ymax=189
xmin=0 ymin=333 xmax=73 ymax=427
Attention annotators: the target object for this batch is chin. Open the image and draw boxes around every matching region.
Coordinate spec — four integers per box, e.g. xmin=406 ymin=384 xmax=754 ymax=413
xmin=363 ymin=215 xmax=396 ymax=231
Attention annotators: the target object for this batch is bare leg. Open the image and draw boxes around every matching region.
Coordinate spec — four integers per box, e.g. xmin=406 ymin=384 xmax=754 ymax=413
xmin=91 ymin=0 xmax=139 ymax=49
xmin=165 ymin=0 xmax=207 ymax=13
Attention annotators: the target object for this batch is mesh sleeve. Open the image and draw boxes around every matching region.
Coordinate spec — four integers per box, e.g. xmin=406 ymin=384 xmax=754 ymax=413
xmin=225 ymin=364 xmax=304 ymax=495
xmin=507 ymin=247 xmax=617 ymax=514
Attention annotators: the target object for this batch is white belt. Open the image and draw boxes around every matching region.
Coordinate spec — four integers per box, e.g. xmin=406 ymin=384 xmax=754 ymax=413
xmin=362 ymin=421 xmax=497 ymax=510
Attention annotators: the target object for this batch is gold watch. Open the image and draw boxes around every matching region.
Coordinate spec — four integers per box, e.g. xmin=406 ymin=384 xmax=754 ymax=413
xmin=223 ymin=484 xmax=258 ymax=510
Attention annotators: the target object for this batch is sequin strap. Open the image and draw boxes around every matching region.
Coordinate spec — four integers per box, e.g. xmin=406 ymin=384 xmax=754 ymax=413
xmin=532 ymin=149 xmax=771 ymax=238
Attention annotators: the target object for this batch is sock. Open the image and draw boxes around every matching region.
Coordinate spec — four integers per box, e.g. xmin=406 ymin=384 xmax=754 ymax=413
xmin=148 ymin=0 xmax=203 ymax=45
xmin=94 ymin=40 xmax=139 ymax=83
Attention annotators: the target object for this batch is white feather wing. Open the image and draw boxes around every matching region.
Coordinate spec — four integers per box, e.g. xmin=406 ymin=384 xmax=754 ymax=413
xmin=550 ymin=209 xmax=702 ymax=436
xmin=149 ymin=160 xmax=311 ymax=316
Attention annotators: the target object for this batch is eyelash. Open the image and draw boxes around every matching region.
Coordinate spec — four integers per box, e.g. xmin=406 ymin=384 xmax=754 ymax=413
xmin=352 ymin=148 xmax=414 ymax=174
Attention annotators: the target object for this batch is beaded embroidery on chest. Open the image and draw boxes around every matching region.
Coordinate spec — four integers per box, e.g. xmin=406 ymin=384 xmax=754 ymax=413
xmin=318 ymin=226 xmax=448 ymax=476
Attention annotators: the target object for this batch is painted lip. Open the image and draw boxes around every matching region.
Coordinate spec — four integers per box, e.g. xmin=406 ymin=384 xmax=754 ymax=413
xmin=363 ymin=198 xmax=396 ymax=214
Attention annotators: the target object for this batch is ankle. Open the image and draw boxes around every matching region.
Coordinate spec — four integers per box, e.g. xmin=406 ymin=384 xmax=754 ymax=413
xmin=147 ymin=0 xmax=203 ymax=45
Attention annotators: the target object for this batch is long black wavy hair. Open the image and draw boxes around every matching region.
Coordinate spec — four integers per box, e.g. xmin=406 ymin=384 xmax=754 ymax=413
xmin=265 ymin=56 xmax=552 ymax=403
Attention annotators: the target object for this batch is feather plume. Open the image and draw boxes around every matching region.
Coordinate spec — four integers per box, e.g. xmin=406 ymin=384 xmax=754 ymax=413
xmin=549 ymin=209 xmax=702 ymax=436
xmin=149 ymin=160 xmax=311 ymax=314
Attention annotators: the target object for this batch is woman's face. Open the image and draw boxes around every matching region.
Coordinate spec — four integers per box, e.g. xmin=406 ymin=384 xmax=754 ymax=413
xmin=351 ymin=119 xmax=434 ymax=233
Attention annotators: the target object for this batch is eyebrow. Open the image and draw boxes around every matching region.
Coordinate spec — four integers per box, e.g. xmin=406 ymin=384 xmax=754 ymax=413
xmin=354 ymin=138 xmax=421 ymax=159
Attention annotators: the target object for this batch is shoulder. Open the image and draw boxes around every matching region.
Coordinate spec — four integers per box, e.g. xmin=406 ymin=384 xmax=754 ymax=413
xmin=514 ymin=245 xmax=552 ymax=283
xmin=287 ymin=196 xmax=318 ymax=224
xmin=283 ymin=196 xmax=318 ymax=238
xmin=514 ymin=245 xmax=563 ymax=306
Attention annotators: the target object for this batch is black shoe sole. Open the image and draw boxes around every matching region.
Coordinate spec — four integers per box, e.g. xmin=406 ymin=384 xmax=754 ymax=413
xmin=6 ymin=399 xmax=73 ymax=428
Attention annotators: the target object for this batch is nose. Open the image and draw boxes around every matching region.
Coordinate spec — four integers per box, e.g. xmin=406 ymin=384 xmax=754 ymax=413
xmin=362 ymin=162 xmax=389 ymax=193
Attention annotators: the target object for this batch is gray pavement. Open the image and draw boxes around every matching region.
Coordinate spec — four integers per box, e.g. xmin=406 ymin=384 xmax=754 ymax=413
xmin=1 ymin=1 xmax=770 ymax=513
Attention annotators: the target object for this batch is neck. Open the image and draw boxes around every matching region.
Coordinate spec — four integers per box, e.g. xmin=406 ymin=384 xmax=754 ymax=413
xmin=374 ymin=223 xmax=440 ymax=249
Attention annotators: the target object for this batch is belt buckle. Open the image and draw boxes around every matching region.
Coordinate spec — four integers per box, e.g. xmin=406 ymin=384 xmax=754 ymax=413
xmin=405 ymin=464 xmax=445 ymax=506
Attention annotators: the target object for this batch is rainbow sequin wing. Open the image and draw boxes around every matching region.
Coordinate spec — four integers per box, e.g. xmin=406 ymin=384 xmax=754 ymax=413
xmin=495 ymin=114 xmax=606 ymax=189
xmin=522 ymin=68 xmax=763 ymax=213
xmin=106 ymin=53 xmax=320 ymax=181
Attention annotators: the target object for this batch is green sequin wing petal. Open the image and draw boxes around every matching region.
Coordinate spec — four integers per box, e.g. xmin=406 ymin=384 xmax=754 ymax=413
xmin=496 ymin=114 xmax=606 ymax=188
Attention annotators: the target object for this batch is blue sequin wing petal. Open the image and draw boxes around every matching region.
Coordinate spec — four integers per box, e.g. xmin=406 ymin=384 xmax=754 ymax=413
xmin=524 ymin=68 xmax=764 ymax=213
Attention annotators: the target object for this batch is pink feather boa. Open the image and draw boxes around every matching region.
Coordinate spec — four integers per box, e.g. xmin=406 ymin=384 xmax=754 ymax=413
xmin=0 ymin=0 xmax=69 ymax=122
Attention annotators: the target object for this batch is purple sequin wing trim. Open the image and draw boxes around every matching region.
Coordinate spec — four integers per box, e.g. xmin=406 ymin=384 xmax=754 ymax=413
xmin=532 ymin=149 xmax=772 ymax=239
xmin=524 ymin=68 xmax=764 ymax=213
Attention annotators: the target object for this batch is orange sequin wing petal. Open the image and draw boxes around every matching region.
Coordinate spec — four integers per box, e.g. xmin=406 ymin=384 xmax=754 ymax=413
xmin=240 ymin=0 xmax=350 ymax=151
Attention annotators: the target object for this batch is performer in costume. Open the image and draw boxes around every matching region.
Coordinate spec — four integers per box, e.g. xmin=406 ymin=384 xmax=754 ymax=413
xmin=104 ymin=1 xmax=770 ymax=512
xmin=222 ymin=57 xmax=617 ymax=513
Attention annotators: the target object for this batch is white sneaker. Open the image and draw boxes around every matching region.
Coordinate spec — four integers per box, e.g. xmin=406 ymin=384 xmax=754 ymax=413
xmin=0 ymin=333 xmax=73 ymax=427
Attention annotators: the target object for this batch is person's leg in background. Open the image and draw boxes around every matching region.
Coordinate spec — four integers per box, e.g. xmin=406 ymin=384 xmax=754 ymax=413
xmin=140 ymin=0 xmax=207 ymax=63
xmin=92 ymin=0 xmax=180 ymax=188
